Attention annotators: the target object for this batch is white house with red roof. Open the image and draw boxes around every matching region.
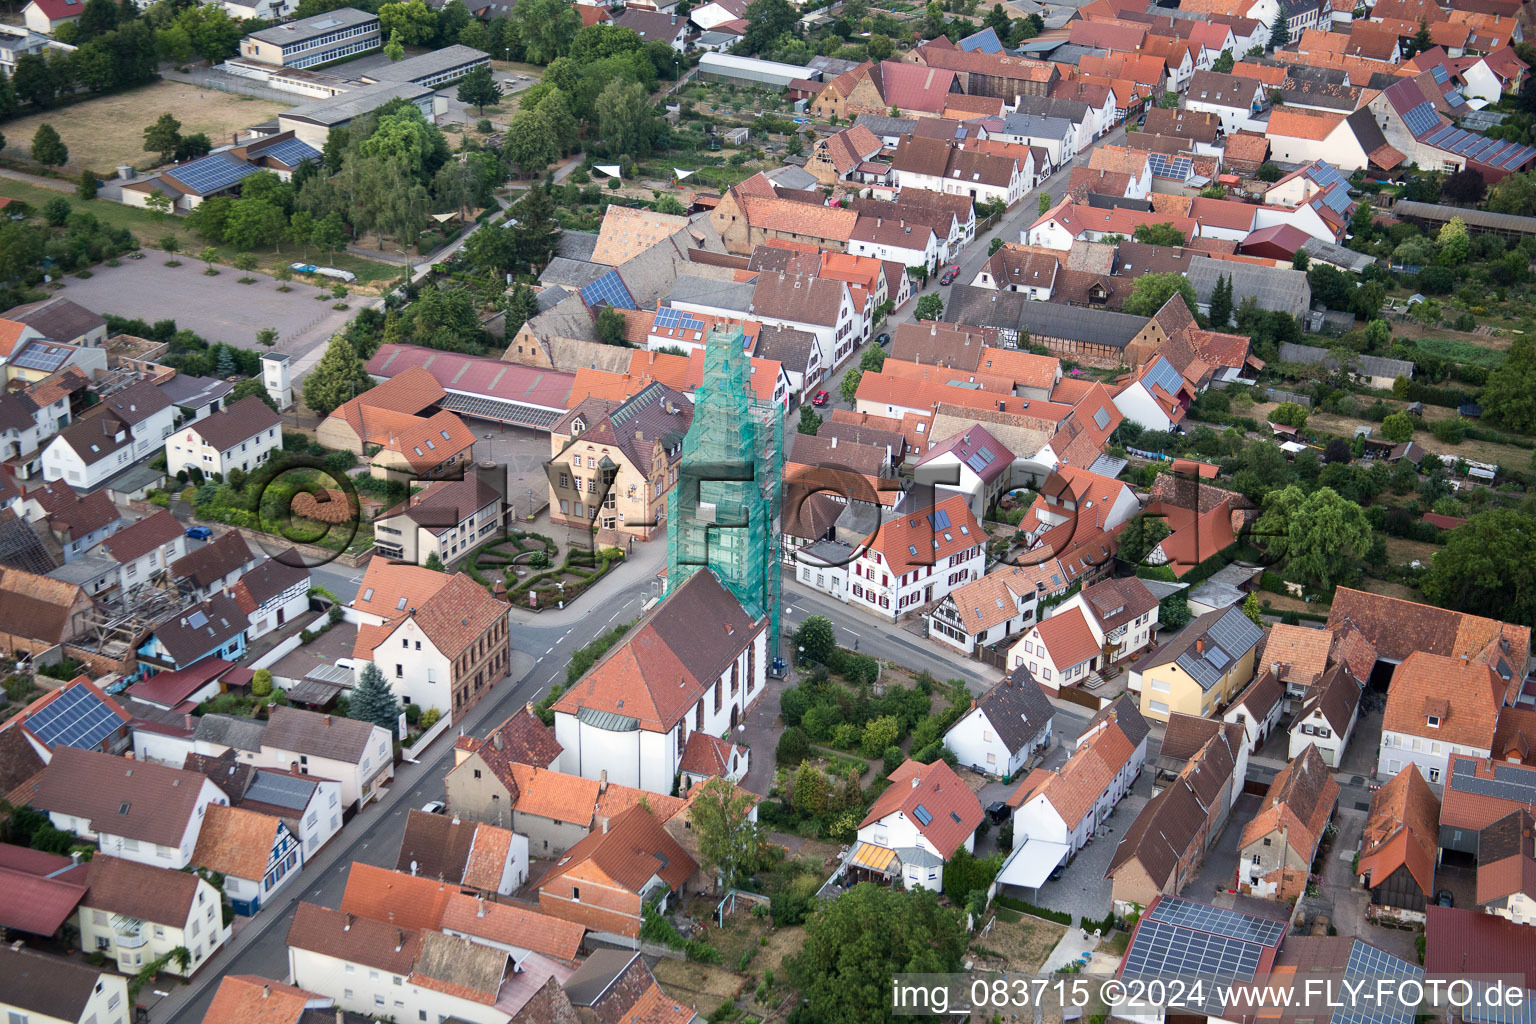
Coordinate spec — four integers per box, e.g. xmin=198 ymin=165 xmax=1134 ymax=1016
xmin=1113 ymin=353 xmax=1196 ymax=432
xmin=92 ymin=509 xmax=187 ymax=594
xmin=849 ymin=759 xmax=983 ymax=892
xmin=835 ymin=491 xmax=983 ymax=620
xmin=913 ymin=426 xmax=1014 ymax=521
xmin=21 ymin=0 xmax=82 ymax=35
xmin=1006 ymin=606 xmax=1104 ymax=695
xmin=677 ymin=731 xmax=748 ymax=789
xmin=553 ymin=569 xmax=767 ymax=795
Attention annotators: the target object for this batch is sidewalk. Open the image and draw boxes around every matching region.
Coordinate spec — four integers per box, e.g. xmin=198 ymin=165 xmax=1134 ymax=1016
xmin=504 ymin=527 xmax=668 ymax=629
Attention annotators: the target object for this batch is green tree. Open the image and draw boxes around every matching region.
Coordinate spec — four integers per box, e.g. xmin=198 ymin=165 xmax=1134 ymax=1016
xmin=1253 ymin=485 xmax=1372 ymax=591
xmin=1037 ymin=191 xmax=1052 ymax=216
xmin=859 ymin=346 xmax=885 ymax=373
xmin=1160 ymin=590 xmax=1191 ymax=630
xmin=504 ymin=282 xmax=540 ymax=338
xmin=790 ymin=883 xmax=968 ymax=1024
xmin=251 ymin=669 xmax=274 ymax=697
xmin=1480 ymin=334 xmax=1536 ymax=434
xmin=914 ymin=293 xmax=944 ymax=321
xmin=30 ymin=123 xmax=66 ymax=166
xmin=423 ymin=552 xmax=446 ymax=571
xmin=1212 ymin=47 xmax=1234 ymax=72
xmin=867 ymin=32 xmax=892 ymax=59
xmin=1117 ymin=512 xmax=1171 ymax=565
xmin=256 ymin=327 xmax=278 ymax=348
xmin=1421 ymin=509 xmax=1536 ymax=627
xmin=1241 ymin=592 xmax=1264 ymax=627
xmin=12 ymin=53 xmax=56 ymax=109
xmin=743 ymin=0 xmax=797 ymax=53
xmin=792 ymin=762 xmax=831 ymax=816
xmin=794 ymin=614 xmax=836 ymax=663
xmin=41 ymin=196 xmax=70 ymax=226
xmin=1381 ymin=411 xmax=1414 ymax=443
xmin=1404 ymin=18 xmax=1432 ymax=58
xmin=379 ymin=0 xmax=437 ymax=44
xmin=503 ymin=108 xmax=558 ymax=174
xmin=509 ymin=184 xmax=559 ymax=270
xmin=1132 ymin=221 xmax=1185 ymax=246
xmin=1269 ymin=401 xmax=1308 ymax=429
xmin=1269 ymin=16 xmax=1290 ymax=47
xmin=228 ymin=376 xmax=278 ymax=411
xmin=595 ymin=79 xmax=655 ymax=158
xmin=689 ymin=777 xmax=766 ymax=891
xmin=1292 ymin=248 xmax=1310 ymax=271
xmin=457 ymin=63 xmax=502 ymax=114
xmin=384 ymin=27 xmax=406 ymax=61
xmin=1257 ymin=161 xmax=1283 ymax=182
xmin=988 ymin=236 xmax=1006 ymax=255
xmin=595 ymin=306 xmax=628 ymax=346
xmin=143 ymin=112 xmax=181 ymax=163
xmin=1122 ymin=271 xmax=1197 ymax=318
xmin=839 ymin=367 xmax=863 ymax=404
xmin=797 ymin=404 xmax=822 ymax=435
xmin=1437 ymin=216 xmax=1470 ymax=266
xmin=511 ymin=0 xmax=581 ymax=63
xmin=1208 ymin=272 xmax=1233 ymax=328
xmin=76 ymin=169 xmax=97 ymax=200
xmin=198 ymin=246 xmax=220 ymax=271
xmin=860 ymin=716 xmax=900 ymax=758
xmin=224 ymin=198 xmax=287 ymax=252
xmin=303 ymin=334 xmax=373 ymax=416
xmin=348 ymin=662 xmax=402 ymax=732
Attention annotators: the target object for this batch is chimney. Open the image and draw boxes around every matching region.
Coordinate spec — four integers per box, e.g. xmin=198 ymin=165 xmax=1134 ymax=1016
xmin=599 ymin=770 xmax=608 ymax=794
xmin=70 ymin=851 xmax=80 ymax=866
xmin=262 ymin=986 xmax=270 ymax=1000
xmin=1196 ymin=638 xmax=1205 ymax=655
xmin=410 ymin=859 xmax=418 ymax=876
xmin=525 ymin=701 xmax=534 ymax=715
xmin=324 ymin=715 xmax=331 ymax=727
xmin=492 ymin=731 xmax=503 ymax=750
xmin=395 ymin=929 xmax=404 ymax=953
xmin=343 ymin=913 xmax=353 ymax=931
xmin=912 ymin=775 xmax=920 ymax=788
xmin=830 ymin=435 xmax=838 ymax=448
xmin=477 ymin=895 xmax=487 ymax=917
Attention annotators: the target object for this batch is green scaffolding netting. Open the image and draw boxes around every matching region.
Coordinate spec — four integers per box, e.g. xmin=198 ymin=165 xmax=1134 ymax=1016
xmin=666 ymin=324 xmax=783 ymax=658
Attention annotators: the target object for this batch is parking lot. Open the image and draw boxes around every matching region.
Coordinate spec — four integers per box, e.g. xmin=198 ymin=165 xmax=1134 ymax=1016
xmin=471 ymin=425 xmax=556 ymax=521
xmin=51 ymin=257 xmax=356 ymax=356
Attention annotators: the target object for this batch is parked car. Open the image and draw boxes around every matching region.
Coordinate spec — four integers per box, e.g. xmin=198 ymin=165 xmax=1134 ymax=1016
xmin=985 ymin=800 xmax=1009 ymax=825
xmin=126 ymin=251 xmax=145 ymax=260
xmin=938 ymin=264 xmax=960 ymax=285
xmin=184 ymin=526 xmax=213 ymax=540
xmin=812 ymin=390 xmax=830 ymax=406
xmin=875 ymin=332 xmax=890 ymax=346
xmin=421 ymin=801 xmax=446 ymax=814
xmin=1436 ymin=889 xmax=1454 ymax=907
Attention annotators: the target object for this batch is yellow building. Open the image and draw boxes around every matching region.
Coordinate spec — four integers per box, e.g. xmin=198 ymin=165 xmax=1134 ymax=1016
xmin=1137 ymin=606 xmax=1265 ymax=723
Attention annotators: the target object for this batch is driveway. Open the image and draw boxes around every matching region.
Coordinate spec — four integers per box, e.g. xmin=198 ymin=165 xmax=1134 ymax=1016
xmin=1019 ymin=768 xmax=1152 ymax=925
xmin=1189 ymin=792 xmax=1260 ymax=902
xmin=50 ymin=257 xmax=353 ymax=358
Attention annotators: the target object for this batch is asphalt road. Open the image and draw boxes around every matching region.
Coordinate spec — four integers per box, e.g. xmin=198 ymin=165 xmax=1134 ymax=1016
xmin=152 ymin=555 xmax=662 ymax=1024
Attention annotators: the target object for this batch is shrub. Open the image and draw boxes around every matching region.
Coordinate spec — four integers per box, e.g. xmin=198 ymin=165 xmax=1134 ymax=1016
xmin=882 ymin=745 xmax=904 ymax=775
xmin=776 ymin=726 xmax=811 ymax=766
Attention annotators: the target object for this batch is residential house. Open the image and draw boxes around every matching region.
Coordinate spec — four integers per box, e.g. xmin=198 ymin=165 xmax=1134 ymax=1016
xmin=199 ymin=977 xmax=348 ymax=1024
xmin=562 ymin=950 xmax=700 ymax=1024
xmin=1 ymin=676 xmax=130 ymax=759
xmin=1017 ymin=467 xmax=1141 ymax=562
xmin=1005 ymin=605 xmax=1105 ymax=697
xmin=125 ymin=658 xmax=237 ymax=713
xmin=610 ymin=8 xmax=689 ymax=50
xmin=181 ymin=749 xmax=343 ymax=859
xmin=536 ymin=804 xmax=697 ymax=945
xmin=1221 ymin=668 xmax=1285 ymax=753
xmin=1358 ymin=764 xmax=1440 ymax=922
xmin=229 ymin=554 xmax=311 ymax=641
xmin=348 ymin=557 xmax=511 ymax=722
xmin=31 ymin=746 xmax=228 ymax=869
xmin=707 ymin=182 xmax=858 ymax=257
xmin=547 ymin=382 xmax=690 ymax=541
xmin=169 ymin=530 xmax=260 ymax=600
xmin=1136 ymin=606 xmax=1265 ymax=723
xmin=970 ymin=246 xmax=1062 ymax=298
xmin=93 ymin=509 xmax=186 ymax=594
xmin=1378 ymin=651 xmax=1502 ymax=784
xmin=443 ymin=705 xmax=563 ymax=824
xmin=1237 ymin=745 xmax=1339 ymax=899
xmin=904 ymin=44 xmax=1060 ymax=101
xmin=316 ymin=366 xmax=476 ymax=482
xmin=1107 ymin=718 xmax=1244 ymax=912
xmin=913 ymin=426 xmax=1014 ymax=520
xmin=925 ymin=566 xmax=1042 ymax=657
xmin=1007 ymin=696 xmax=1149 ymax=873
xmin=554 ymin=569 xmax=768 ymax=795
xmin=1184 ymin=70 xmax=1266 ymax=132
xmin=135 ymin=592 xmax=248 ymax=676
xmin=20 ymin=0 xmax=82 ymax=35
xmin=746 ymin=272 xmax=862 ymax=371
xmin=19 ymin=480 xmax=124 ymax=565
xmin=1289 ymin=662 xmax=1364 ymax=767
xmin=1475 ymin=809 xmax=1536 ymax=923
xmin=1265 ymin=106 xmax=1404 ymax=173
xmin=191 ymin=802 xmax=303 ymax=915
xmin=943 ymin=667 xmax=1054 ymax=779
xmin=1051 ymin=575 xmax=1162 ymax=667
xmin=991 ymin=113 xmax=1079 ymax=166
xmin=0 ymin=297 xmax=104 ymax=347
xmin=849 ymin=216 xmax=941 ymax=277
xmin=891 ymin=136 xmax=1028 ymax=209
xmin=676 ymin=731 xmax=749 ymax=789
xmin=164 ymin=395 xmax=282 ymax=479
xmin=394 ymin=809 xmax=529 ymax=896
xmin=849 ymin=758 xmax=984 ymax=892
xmin=373 ymin=473 xmax=505 ymax=566
xmin=438 ymin=892 xmax=585 ymax=968
xmin=1441 ymin=755 xmax=1536 ymax=859
xmin=254 ymin=706 xmax=394 ymax=811
xmin=808 ymin=125 xmax=888 ymax=186
xmin=41 ymin=381 xmax=176 ymax=491
xmin=792 ymin=491 xmax=985 ymax=620
xmin=0 ymin=946 xmax=130 ymax=1024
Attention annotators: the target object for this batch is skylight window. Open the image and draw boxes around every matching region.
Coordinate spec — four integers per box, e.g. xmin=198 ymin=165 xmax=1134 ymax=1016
xmin=363 ymin=588 xmax=374 ymax=601
xmin=397 ymin=597 xmax=408 ymax=610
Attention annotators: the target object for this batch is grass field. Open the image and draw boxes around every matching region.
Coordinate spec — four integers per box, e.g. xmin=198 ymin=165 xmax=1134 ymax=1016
xmin=1249 ymin=399 xmax=1534 ymax=469
xmin=1411 ymin=335 xmax=1509 ymax=368
xmin=0 ymin=178 xmax=400 ymax=286
xmin=0 ymin=81 xmax=290 ymax=175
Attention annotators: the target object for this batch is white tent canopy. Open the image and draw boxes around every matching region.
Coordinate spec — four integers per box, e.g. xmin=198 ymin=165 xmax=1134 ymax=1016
xmin=595 ymin=164 xmax=623 ymax=178
xmin=994 ymin=837 xmax=1071 ymax=890
xmin=674 ymin=168 xmax=696 ymax=180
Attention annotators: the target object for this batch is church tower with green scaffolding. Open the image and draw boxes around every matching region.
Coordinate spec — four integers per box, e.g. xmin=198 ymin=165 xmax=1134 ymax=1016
xmin=666 ymin=324 xmax=783 ymax=659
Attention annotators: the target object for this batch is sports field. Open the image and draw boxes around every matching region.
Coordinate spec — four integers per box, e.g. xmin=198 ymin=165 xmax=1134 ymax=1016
xmin=1 ymin=80 xmax=289 ymax=174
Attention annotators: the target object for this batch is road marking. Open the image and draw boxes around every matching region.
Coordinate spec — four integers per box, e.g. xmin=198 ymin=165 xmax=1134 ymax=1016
xmin=544 ymin=647 xmax=554 ymax=655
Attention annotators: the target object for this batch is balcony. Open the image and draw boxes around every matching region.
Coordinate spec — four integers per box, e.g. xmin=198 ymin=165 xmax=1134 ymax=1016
xmin=112 ymin=916 xmax=146 ymax=950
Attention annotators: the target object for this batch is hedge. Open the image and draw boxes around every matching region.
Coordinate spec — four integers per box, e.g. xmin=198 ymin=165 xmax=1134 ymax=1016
xmin=994 ymin=895 xmax=1073 ymax=926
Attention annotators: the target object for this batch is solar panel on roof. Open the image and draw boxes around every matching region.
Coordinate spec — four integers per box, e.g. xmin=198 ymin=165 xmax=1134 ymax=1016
xmin=913 ymin=804 xmax=933 ymax=825
xmin=1430 ymin=65 xmax=1449 ymax=83
xmin=438 ymin=391 xmax=563 ymax=428
xmin=1306 ymin=161 xmax=1351 ymax=192
xmin=1144 ymin=356 xmax=1184 ymax=397
xmin=1334 ymin=940 xmax=1421 ymax=1024
xmin=11 ymin=344 xmax=69 ymax=373
xmin=928 ymin=509 xmax=951 ymax=530
xmin=1093 ymin=407 xmax=1110 ymax=430
xmin=580 ymin=269 xmax=637 ymax=310
xmin=1147 ymin=896 xmax=1287 ymax=946
xmin=1147 ymin=152 xmax=1193 ymax=180
xmin=25 ymin=685 xmax=125 ymax=751
xmin=1206 ymin=646 xmax=1231 ymax=670
xmin=966 ymin=454 xmax=989 ymax=474
xmin=260 ymin=137 xmax=321 ymax=167
xmin=1404 ymin=102 xmax=1442 ymax=138
xmin=169 ymin=153 xmax=259 ymax=195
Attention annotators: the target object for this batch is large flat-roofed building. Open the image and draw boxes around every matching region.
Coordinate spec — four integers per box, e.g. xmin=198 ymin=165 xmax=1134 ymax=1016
xmin=240 ymin=7 xmax=380 ymax=69
xmin=360 ymin=44 xmax=489 ymax=89
xmin=277 ymin=80 xmax=434 ymax=147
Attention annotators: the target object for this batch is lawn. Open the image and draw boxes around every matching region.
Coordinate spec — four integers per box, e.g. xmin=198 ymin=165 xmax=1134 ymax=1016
xmin=651 ymin=958 xmax=750 ymax=1018
xmin=1383 ymin=536 xmax=1443 ymax=565
xmin=972 ymin=913 xmax=1068 ymax=974
xmin=0 ymin=178 xmax=400 ymax=287
xmin=1249 ymin=400 xmax=1534 ymax=469
xmin=1411 ymin=334 xmax=1509 ymax=367
xmin=0 ymin=81 xmax=290 ymax=176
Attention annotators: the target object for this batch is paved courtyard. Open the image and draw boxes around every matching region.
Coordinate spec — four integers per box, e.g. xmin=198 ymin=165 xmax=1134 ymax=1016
xmin=48 ymin=257 xmax=355 ymax=357
xmin=476 ymin=426 xmax=557 ymax=522
xmin=1190 ymin=792 xmax=1261 ymax=902
xmin=1022 ymin=769 xmax=1153 ymax=924
xmin=267 ymin=620 xmax=360 ymax=684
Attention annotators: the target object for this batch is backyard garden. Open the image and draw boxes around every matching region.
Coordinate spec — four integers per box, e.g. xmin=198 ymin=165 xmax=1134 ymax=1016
xmin=465 ymin=531 xmax=626 ymax=608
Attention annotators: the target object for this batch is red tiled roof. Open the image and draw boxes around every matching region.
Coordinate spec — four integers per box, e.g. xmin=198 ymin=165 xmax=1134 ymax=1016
xmin=1031 ymin=606 xmax=1101 ymax=670
xmin=340 ymin=863 xmax=456 ymax=931
xmin=859 ymin=759 xmax=983 ymax=859
xmin=537 ymin=804 xmax=696 ymax=894
xmin=440 ymin=892 xmax=584 ymax=961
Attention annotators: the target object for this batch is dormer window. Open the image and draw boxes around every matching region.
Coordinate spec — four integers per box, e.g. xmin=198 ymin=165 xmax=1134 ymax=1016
xmin=1427 ymin=715 xmax=1441 ymax=728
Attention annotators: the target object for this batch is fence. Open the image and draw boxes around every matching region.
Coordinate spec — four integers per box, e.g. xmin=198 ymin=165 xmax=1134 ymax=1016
xmin=713 ymin=889 xmax=770 ymax=924
xmin=1263 ymin=388 xmax=1313 ymax=408
xmin=1056 ymin=685 xmax=1104 ymax=712
xmin=163 ymin=68 xmax=299 ymax=105
xmin=403 ymin=712 xmax=453 ymax=759
xmin=249 ymin=610 xmax=332 ymax=670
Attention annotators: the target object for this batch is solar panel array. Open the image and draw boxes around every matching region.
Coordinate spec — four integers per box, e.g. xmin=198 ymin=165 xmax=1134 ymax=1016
xmin=1147 ymin=895 xmax=1287 ymax=946
xmin=1148 ymin=152 xmax=1193 ymax=180
xmin=11 ymin=343 xmax=70 ymax=373
xmin=168 ymin=153 xmax=259 ymax=195
xmin=1333 ymin=940 xmax=1421 ymax=1024
xmin=1403 ymin=102 xmax=1443 ymax=138
xmin=1451 ymin=757 xmax=1536 ymax=802
xmin=25 ymin=685 xmax=126 ymax=751
xmin=1462 ymin=987 xmax=1536 ymax=1024
xmin=1306 ymin=161 xmax=1352 ymax=193
xmin=580 ymin=269 xmax=638 ymax=310
xmin=654 ymin=305 xmax=708 ymax=340
xmin=1143 ymin=356 xmax=1185 ymax=398
xmin=1422 ymin=123 xmax=1536 ymax=171
xmin=1122 ymin=920 xmax=1264 ymax=985
xmin=1319 ymin=186 xmax=1353 ymax=216
xmin=1430 ymin=65 xmax=1449 ymax=84
xmin=260 ymin=137 xmax=321 ymax=167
